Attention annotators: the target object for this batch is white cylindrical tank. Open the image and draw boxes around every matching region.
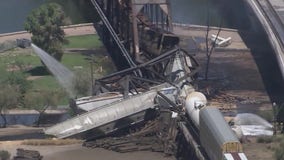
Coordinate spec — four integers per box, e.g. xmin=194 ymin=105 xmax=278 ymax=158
xmin=185 ymin=92 xmax=207 ymax=128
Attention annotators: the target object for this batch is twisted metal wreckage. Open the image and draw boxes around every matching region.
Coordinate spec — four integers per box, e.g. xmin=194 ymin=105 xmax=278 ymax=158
xmin=44 ymin=1 xmax=248 ymax=160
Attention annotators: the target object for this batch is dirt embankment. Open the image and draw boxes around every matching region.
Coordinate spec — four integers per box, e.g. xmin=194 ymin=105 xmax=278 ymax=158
xmin=177 ymin=27 xmax=284 ymax=160
xmin=0 ymin=140 xmax=174 ymax=160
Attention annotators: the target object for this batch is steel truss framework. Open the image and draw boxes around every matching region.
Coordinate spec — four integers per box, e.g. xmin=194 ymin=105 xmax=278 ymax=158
xmin=91 ymin=0 xmax=199 ymax=96
xmin=93 ymin=48 xmax=199 ymax=97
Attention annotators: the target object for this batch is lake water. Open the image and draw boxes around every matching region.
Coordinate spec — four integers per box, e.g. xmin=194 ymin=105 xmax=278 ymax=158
xmin=0 ymin=0 xmax=230 ymax=34
xmin=171 ymin=0 xmax=224 ymax=26
xmin=0 ymin=0 xmax=45 ymax=34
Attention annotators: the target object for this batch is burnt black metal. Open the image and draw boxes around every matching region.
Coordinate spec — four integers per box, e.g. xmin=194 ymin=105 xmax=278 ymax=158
xmin=90 ymin=0 xmax=199 ymax=96
xmin=91 ymin=0 xmax=175 ymax=69
xmin=92 ymin=48 xmax=199 ymax=97
xmin=91 ymin=0 xmax=136 ymax=69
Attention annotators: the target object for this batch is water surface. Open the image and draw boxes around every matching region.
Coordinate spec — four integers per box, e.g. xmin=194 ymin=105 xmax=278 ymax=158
xmin=0 ymin=0 xmax=44 ymax=33
xmin=0 ymin=0 xmax=227 ymax=34
xmin=170 ymin=0 xmax=225 ymax=27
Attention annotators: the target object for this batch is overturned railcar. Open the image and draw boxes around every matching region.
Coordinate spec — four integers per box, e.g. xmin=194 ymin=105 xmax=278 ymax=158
xmin=185 ymin=92 xmax=247 ymax=160
xmin=200 ymin=107 xmax=245 ymax=160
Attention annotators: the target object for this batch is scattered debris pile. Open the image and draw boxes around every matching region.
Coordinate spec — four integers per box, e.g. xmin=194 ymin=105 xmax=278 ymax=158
xmin=13 ymin=148 xmax=42 ymax=160
xmin=204 ymin=90 xmax=270 ymax=114
xmin=209 ymin=91 xmax=269 ymax=105
xmin=84 ymin=136 xmax=165 ymax=153
xmin=83 ymin=113 xmax=178 ymax=156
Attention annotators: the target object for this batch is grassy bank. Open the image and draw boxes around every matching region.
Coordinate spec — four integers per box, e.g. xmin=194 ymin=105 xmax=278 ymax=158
xmin=0 ymin=34 xmax=114 ymax=106
xmin=65 ymin=34 xmax=102 ymax=49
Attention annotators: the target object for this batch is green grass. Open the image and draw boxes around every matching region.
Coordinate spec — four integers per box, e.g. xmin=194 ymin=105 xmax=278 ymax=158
xmin=0 ymin=50 xmax=41 ymax=82
xmin=64 ymin=34 xmax=101 ymax=49
xmin=29 ymin=53 xmax=97 ymax=94
xmin=32 ymin=75 xmax=60 ymax=90
xmin=61 ymin=53 xmax=91 ymax=70
xmin=0 ymin=34 xmax=114 ymax=106
xmin=13 ymin=54 xmax=41 ymax=66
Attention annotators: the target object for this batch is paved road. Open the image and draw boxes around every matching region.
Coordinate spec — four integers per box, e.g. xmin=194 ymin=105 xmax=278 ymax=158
xmin=0 ymin=23 xmax=96 ymax=43
xmin=0 ymin=22 xmax=247 ymax=52
xmin=173 ymin=24 xmax=248 ymax=51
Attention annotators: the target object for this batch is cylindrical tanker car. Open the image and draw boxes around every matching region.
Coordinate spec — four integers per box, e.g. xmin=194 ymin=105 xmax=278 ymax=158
xmin=185 ymin=92 xmax=248 ymax=160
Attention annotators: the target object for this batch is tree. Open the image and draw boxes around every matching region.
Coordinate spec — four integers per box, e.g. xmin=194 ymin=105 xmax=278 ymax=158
xmin=204 ymin=1 xmax=223 ymax=80
xmin=0 ymin=85 xmax=20 ymax=128
xmin=5 ymin=72 xmax=32 ymax=107
xmin=24 ymin=89 xmax=65 ymax=126
xmin=6 ymin=72 xmax=32 ymax=95
xmin=25 ymin=3 xmax=68 ymax=61
xmin=204 ymin=23 xmax=223 ymax=80
xmin=72 ymin=70 xmax=92 ymax=97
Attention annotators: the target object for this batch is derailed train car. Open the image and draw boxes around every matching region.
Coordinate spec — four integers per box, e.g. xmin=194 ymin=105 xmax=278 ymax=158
xmin=185 ymin=92 xmax=247 ymax=160
xmin=200 ymin=108 xmax=246 ymax=160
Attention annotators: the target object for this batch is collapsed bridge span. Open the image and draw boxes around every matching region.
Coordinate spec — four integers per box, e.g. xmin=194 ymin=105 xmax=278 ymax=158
xmin=43 ymin=1 xmax=247 ymax=160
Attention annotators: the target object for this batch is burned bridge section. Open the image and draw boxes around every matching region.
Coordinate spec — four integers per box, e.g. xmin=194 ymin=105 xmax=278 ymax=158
xmin=91 ymin=0 xmax=179 ymax=69
xmin=90 ymin=0 xmax=199 ymax=97
xmin=46 ymin=0 xmax=201 ymax=141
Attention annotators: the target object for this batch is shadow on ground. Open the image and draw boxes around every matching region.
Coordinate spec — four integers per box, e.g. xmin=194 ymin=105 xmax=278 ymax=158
xmin=26 ymin=66 xmax=50 ymax=76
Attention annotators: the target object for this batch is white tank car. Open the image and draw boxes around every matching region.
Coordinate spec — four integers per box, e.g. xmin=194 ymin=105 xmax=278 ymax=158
xmin=185 ymin=91 xmax=207 ymax=128
xmin=184 ymin=92 xmax=248 ymax=160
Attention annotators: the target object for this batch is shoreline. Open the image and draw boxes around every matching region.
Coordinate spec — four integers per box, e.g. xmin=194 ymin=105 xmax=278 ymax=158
xmin=0 ymin=23 xmax=96 ymax=43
